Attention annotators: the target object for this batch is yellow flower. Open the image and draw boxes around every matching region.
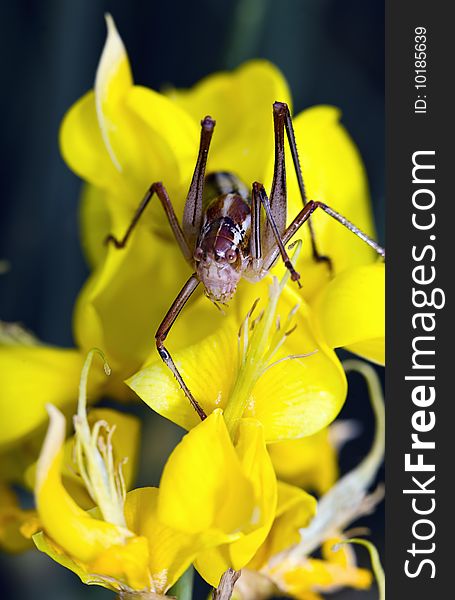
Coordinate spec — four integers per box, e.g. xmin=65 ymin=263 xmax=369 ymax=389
xmin=0 ymin=323 xmax=141 ymax=553
xmin=34 ymin=350 xmax=280 ymax=594
xmin=0 ymin=323 xmax=84 ymax=450
xmin=232 ymin=360 xmax=384 ymax=600
xmin=25 ymin=406 xmax=140 ymax=511
xmin=0 ymin=12 xmax=383 ymax=454
xmin=234 ymin=538 xmax=371 ymax=600
xmin=61 ymin=14 xmax=383 ymax=387
xmin=160 ymin=410 xmax=278 ymax=587
xmin=267 ymin=537 xmax=372 ymax=600
xmin=197 ymin=480 xmax=316 ymax=589
xmin=0 ymin=404 xmax=140 ymax=554
xmin=129 ymin=269 xmax=347 ymax=442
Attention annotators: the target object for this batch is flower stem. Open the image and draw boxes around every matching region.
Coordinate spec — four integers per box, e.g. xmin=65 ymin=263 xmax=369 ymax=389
xmin=168 ymin=565 xmax=194 ymax=600
xmin=223 ymin=0 xmax=271 ymax=68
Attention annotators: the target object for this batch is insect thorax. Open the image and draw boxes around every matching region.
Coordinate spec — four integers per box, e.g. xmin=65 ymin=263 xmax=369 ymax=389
xmin=194 ymin=172 xmax=252 ymax=303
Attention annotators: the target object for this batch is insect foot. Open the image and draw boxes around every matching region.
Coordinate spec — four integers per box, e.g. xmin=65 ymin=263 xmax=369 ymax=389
xmin=104 ymin=234 xmax=125 ymax=249
xmin=273 ymin=100 xmax=288 ymax=115
xmin=201 ymin=115 xmax=216 ymax=130
xmin=284 ymin=259 xmax=302 ymax=288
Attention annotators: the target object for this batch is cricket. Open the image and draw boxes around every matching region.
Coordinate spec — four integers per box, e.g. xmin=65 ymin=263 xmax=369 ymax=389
xmin=106 ymin=101 xmax=385 ymax=420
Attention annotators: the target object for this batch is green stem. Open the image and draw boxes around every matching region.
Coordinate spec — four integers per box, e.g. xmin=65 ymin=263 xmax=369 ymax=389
xmin=168 ymin=565 xmax=194 ymax=600
xmin=223 ymin=0 xmax=271 ymax=68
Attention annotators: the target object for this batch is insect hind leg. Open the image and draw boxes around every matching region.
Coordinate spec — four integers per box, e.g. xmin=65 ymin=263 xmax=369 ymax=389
xmin=272 ymin=101 xmax=332 ymax=271
xmin=263 ymin=199 xmax=385 ymax=273
xmin=252 ymin=181 xmax=302 ymax=286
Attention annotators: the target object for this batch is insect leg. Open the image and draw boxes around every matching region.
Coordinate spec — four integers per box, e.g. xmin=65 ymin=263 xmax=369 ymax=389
xmin=105 ymin=182 xmax=192 ymax=262
xmin=263 ymin=200 xmax=385 ymax=272
xmin=250 ymin=179 xmax=262 ymax=260
xmin=252 ymin=182 xmax=301 ymax=285
xmin=155 ymin=273 xmax=207 ymax=421
xmin=272 ymin=101 xmax=331 ymax=268
xmin=182 ymin=116 xmax=216 ymax=250
xmin=262 ymin=101 xmax=287 ymax=255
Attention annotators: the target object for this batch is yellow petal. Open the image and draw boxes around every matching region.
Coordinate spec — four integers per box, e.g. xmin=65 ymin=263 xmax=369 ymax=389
xmin=34 ymin=530 xmax=118 ymax=589
xmin=268 ymin=106 xmax=376 ymax=300
xmin=125 ymin=487 xmax=219 ymax=593
xmin=79 ymin=184 xmax=111 ymax=270
xmin=74 ymin=222 xmax=193 ymax=384
xmin=35 ymin=408 xmax=150 ymax=593
xmin=313 ymin=262 xmax=385 ymax=365
xmin=233 ymin=282 xmax=347 ymax=441
xmin=34 ymin=526 xmax=150 ymax=593
xmin=129 ymin=279 xmax=347 ymax=442
xmin=158 ymin=410 xmax=255 ymax=537
xmin=321 ymin=537 xmax=352 ymax=567
xmin=0 ymin=345 xmax=84 ymax=449
xmin=25 ymin=407 xmax=140 ymax=509
xmin=125 ymin=85 xmax=199 ymax=202
xmin=280 ymin=560 xmax=371 ymax=598
xmin=167 ymin=60 xmax=291 ymax=186
xmin=100 ymin=16 xmax=199 ymax=199
xmin=35 ymin=405 xmax=128 ymax=563
xmin=128 ymin=319 xmax=238 ymax=431
xmin=268 ymin=428 xmax=338 ymax=494
xmin=194 ymin=418 xmax=277 ymax=586
xmin=271 ymin=486 xmax=317 ymax=558
xmin=272 ymin=540 xmax=372 ymax=599
xmin=90 ymin=534 xmax=151 ymax=591
xmin=62 ymin=15 xmax=197 ymax=206
xmin=246 ymin=345 xmax=345 ymax=441
xmin=93 ymin=16 xmax=196 ymax=196
xmin=94 ymin=14 xmax=133 ymax=174
xmin=59 ymin=91 xmax=121 ymax=190
xmin=248 ymin=481 xmax=317 ymax=571
xmin=223 ymin=419 xmax=277 ymax=562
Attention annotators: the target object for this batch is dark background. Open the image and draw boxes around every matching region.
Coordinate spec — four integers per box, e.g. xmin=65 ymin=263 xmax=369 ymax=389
xmin=0 ymin=1 xmax=384 ymax=598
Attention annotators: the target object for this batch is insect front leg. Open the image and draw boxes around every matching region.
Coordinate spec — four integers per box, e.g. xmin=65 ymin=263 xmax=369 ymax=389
xmin=263 ymin=200 xmax=385 ymax=273
xmin=105 ymin=182 xmax=192 ymax=262
xmin=105 ymin=115 xmax=216 ymax=261
xmin=272 ymin=101 xmax=332 ymax=269
xmin=182 ymin=116 xmax=216 ymax=250
xmin=155 ymin=274 xmax=207 ymax=421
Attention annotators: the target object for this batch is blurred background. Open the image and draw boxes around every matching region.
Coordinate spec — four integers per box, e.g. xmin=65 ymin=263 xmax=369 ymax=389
xmin=0 ymin=1 xmax=384 ymax=598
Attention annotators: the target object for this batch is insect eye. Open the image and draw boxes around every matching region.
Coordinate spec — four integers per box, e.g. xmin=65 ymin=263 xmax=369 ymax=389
xmin=226 ymin=249 xmax=237 ymax=263
xmin=193 ymin=247 xmax=204 ymax=262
